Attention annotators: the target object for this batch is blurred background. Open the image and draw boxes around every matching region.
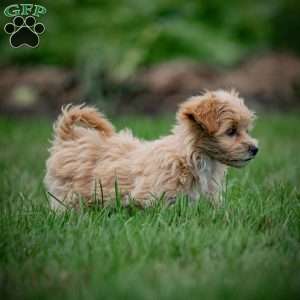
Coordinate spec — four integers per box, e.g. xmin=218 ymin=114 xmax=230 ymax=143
xmin=0 ymin=0 xmax=300 ymax=116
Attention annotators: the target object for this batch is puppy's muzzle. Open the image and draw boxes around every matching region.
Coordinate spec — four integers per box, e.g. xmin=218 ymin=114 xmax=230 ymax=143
xmin=248 ymin=145 xmax=259 ymax=156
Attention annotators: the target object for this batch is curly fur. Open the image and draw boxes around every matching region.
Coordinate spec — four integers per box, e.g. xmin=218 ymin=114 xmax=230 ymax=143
xmin=44 ymin=90 xmax=258 ymax=210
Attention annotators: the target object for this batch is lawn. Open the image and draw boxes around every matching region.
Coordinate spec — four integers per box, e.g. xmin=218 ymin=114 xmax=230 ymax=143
xmin=0 ymin=113 xmax=300 ymax=300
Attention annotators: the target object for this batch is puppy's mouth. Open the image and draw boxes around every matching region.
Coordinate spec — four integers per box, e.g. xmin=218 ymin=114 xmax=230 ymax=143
xmin=226 ymin=157 xmax=253 ymax=168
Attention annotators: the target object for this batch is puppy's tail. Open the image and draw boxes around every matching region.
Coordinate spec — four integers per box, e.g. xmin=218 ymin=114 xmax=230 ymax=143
xmin=54 ymin=104 xmax=115 ymax=140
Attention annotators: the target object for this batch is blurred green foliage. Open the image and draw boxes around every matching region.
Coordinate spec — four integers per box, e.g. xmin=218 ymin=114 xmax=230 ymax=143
xmin=0 ymin=0 xmax=299 ymax=75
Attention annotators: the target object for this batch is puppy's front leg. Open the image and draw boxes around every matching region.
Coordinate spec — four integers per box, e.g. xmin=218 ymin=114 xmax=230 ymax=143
xmin=198 ymin=177 xmax=225 ymax=207
xmin=205 ymin=190 xmax=224 ymax=208
xmin=206 ymin=173 xmax=228 ymax=207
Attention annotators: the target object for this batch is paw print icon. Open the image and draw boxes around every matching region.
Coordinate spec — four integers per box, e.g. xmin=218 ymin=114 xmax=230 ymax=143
xmin=4 ymin=16 xmax=45 ymax=48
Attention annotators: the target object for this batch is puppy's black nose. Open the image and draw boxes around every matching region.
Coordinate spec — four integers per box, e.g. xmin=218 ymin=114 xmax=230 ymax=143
xmin=248 ymin=145 xmax=258 ymax=156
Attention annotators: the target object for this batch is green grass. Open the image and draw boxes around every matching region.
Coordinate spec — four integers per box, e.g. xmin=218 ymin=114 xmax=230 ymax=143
xmin=0 ymin=114 xmax=300 ymax=300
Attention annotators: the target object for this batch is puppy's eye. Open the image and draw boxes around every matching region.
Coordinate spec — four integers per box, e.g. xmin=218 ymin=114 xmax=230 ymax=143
xmin=226 ymin=127 xmax=237 ymax=137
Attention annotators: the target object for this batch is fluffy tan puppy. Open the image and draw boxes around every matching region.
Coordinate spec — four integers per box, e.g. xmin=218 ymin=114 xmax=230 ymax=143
xmin=45 ymin=90 xmax=258 ymax=210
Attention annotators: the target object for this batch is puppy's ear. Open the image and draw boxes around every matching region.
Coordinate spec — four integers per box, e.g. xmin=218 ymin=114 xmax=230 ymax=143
xmin=177 ymin=96 xmax=220 ymax=135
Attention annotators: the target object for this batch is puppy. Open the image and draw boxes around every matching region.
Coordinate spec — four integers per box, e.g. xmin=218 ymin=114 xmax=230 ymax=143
xmin=45 ymin=90 xmax=258 ymax=210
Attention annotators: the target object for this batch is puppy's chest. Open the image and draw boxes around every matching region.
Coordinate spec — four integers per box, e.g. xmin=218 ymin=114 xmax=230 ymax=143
xmin=188 ymin=158 xmax=225 ymax=199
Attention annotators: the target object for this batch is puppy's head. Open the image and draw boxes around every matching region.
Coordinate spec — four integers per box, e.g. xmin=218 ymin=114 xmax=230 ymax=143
xmin=177 ymin=90 xmax=258 ymax=167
